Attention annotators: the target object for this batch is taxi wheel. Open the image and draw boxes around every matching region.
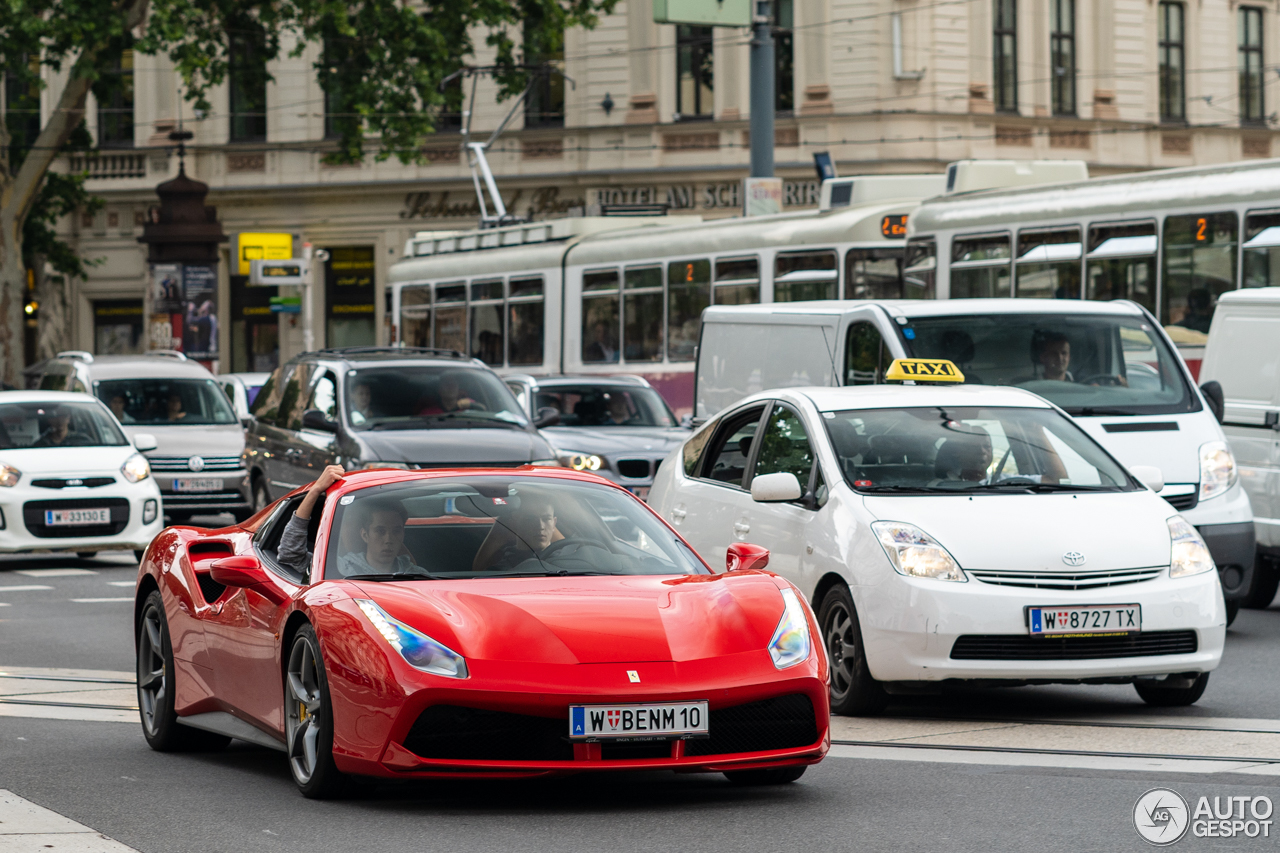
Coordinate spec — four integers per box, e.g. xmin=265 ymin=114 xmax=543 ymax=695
xmin=818 ymin=585 xmax=887 ymax=716
xmin=76 ymin=551 xmax=96 ymax=560
xmin=1242 ymin=562 xmax=1280 ymax=609
xmin=1134 ymin=673 xmax=1209 ymax=707
xmin=285 ymin=625 xmax=349 ymax=799
xmin=1225 ymin=600 xmax=1240 ymax=627
xmin=724 ymin=766 xmax=807 ymax=785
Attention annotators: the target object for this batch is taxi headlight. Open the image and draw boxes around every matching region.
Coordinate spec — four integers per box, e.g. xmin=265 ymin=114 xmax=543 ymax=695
xmin=0 ymin=463 xmax=20 ymax=487
xmin=1199 ymin=440 xmax=1237 ymax=501
xmin=871 ymin=521 xmax=966 ymax=582
xmin=767 ymin=588 xmax=813 ymax=669
xmin=1169 ymin=515 xmax=1215 ymax=578
xmin=354 ymin=599 xmax=468 ymax=678
xmin=121 ymin=453 xmax=150 ymax=483
xmin=558 ymin=451 xmax=603 ymax=471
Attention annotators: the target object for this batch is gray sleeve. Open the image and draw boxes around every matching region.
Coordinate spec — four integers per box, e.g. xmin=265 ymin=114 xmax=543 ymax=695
xmin=276 ymin=513 xmax=312 ymax=573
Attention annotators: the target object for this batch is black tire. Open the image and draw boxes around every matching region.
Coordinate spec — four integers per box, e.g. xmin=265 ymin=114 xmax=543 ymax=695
xmin=252 ymin=477 xmax=271 ymax=514
xmin=136 ymin=590 xmax=230 ymax=752
xmin=166 ymin=512 xmax=191 ymax=524
xmin=134 ymin=550 xmax=146 ymax=563
xmin=285 ymin=625 xmax=349 ymax=799
xmin=1242 ymin=561 xmax=1280 ymax=610
xmin=232 ymin=507 xmax=255 ymax=523
xmin=724 ymin=766 xmax=807 ymax=785
xmin=1225 ymin=600 xmax=1241 ymax=627
xmin=1134 ymin=672 xmax=1210 ymax=707
xmin=818 ymin=585 xmax=887 ymax=716
xmin=76 ymin=551 xmax=96 ymax=559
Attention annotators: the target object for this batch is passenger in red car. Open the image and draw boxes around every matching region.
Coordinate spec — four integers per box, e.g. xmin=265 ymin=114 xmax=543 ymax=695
xmin=336 ymin=500 xmax=429 ymax=577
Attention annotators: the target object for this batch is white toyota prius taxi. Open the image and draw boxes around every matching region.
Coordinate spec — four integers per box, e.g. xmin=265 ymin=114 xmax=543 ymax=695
xmin=649 ymin=360 xmax=1226 ymax=713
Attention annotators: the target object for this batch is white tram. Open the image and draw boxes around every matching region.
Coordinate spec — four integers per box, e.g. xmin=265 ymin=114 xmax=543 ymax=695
xmin=906 ymin=157 xmax=1280 ymax=377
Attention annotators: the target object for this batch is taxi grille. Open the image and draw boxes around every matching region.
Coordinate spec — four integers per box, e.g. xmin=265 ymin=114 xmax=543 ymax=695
xmin=684 ymin=694 xmax=818 ymax=757
xmin=404 ymin=705 xmax=573 ymax=761
xmin=968 ymin=567 xmax=1164 ymax=590
xmin=950 ymin=631 xmax=1199 ymax=661
xmin=1164 ymin=491 xmax=1199 ymax=511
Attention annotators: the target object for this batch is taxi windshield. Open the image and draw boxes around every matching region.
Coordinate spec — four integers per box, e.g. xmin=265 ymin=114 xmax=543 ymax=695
xmin=535 ymin=385 xmax=676 ymax=427
xmin=824 ymin=405 xmax=1137 ymax=494
xmin=899 ymin=314 xmax=1195 ymax=416
xmin=346 ymin=367 xmax=528 ymax=431
xmin=323 ymin=477 xmax=709 ymax=579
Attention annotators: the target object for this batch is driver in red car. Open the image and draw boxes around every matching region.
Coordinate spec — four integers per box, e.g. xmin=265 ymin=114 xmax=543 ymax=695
xmin=471 ymin=491 xmax=565 ymax=573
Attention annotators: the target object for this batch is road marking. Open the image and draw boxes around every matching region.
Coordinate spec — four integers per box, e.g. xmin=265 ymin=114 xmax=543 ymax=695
xmin=829 ymin=743 xmax=1280 ymax=774
xmin=14 ymin=568 xmax=95 ymax=577
xmin=0 ymin=789 xmax=141 ymax=850
xmin=0 ymin=585 xmax=53 ymax=592
xmin=0 ymin=603 xmax=8 ymax=607
xmin=69 ymin=598 xmax=132 ymax=603
xmin=106 ymin=581 xmax=135 ymax=587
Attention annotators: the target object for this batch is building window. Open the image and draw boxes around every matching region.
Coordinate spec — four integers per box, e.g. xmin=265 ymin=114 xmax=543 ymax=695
xmin=1158 ymin=2 xmax=1186 ymax=123
xmin=524 ymin=19 xmax=565 ymax=128
xmin=5 ymin=55 xmax=41 ymax=162
xmin=992 ymin=0 xmax=1017 ymax=113
xmin=774 ymin=0 xmax=794 ymax=113
xmin=438 ymin=73 xmax=463 ymax=132
xmin=1240 ymin=7 xmax=1265 ymax=125
xmin=676 ymin=25 xmax=714 ymax=119
xmin=321 ymin=37 xmax=356 ymax=140
xmin=95 ymin=36 xmax=134 ymax=148
xmin=228 ymin=24 xmax=268 ymax=142
xmin=1050 ymin=0 xmax=1076 ymax=116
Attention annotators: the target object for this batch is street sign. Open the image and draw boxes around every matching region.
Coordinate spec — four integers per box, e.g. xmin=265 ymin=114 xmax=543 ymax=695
xmin=653 ymin=0 xmax=751 ymax=26
xmin=270 ymin=296 xmax=302 ymax=314
xmin=250 ymin=259 xmax=307 ymax=286
xmin=237 ymin=232 xmax=293 ymax=276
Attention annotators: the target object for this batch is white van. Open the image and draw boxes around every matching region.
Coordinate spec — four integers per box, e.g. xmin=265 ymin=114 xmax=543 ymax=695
xmin=1198 ymin=287 xmax=1280 ymax=610
xmin=695 ymin=299 xmax=1256 ymax=620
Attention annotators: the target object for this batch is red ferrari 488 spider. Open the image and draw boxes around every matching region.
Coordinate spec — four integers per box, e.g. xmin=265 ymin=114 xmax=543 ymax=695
xmin=133 ymin=468 xmax=829 ymax=797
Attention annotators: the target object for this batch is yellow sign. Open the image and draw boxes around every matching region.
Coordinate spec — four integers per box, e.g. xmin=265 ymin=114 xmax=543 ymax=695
xmin=236 ymin=232 xmax=293 ymax=276
xmin=885 ymin=358 xmax=965 ymax=383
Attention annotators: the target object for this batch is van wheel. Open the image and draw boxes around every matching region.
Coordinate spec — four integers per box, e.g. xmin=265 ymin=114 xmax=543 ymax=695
xmin=252 ymin=478 xmax=271 ymax=513
xmin=818 ymin=585 xmax=887 ymax=716
xmin=1225 ymin=600 xmax=1240 ymax=627
xmin=1134 ymin=673 xmax=1209 ymax=707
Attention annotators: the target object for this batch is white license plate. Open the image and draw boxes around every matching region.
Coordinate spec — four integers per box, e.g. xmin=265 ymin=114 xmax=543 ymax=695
xmin=1028 ymin=604 xmax=1141 ymax=636
xmin=628 ymin=486 xmax=651 ymax=501
xmin=44 ymin=508 xmax=111 ymax=526
xmin=569 ymin=701 xmax=709 ymax=739
xmin=172 ymin=478 xmax=221 ymax=493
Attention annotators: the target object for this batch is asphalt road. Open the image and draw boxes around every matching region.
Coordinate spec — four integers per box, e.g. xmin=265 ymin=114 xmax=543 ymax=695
xmin=5 ymin=516 xmax=1280 ymax=852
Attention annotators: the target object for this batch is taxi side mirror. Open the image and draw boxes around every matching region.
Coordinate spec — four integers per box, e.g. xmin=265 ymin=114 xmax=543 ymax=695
xmin=751 ymin=472 xmax=803 ymax=502
xmin=726 ymin=542 xmax=770 ymax=573
xmin=133 ymin=433 xmax=158 ymax=452
xmin=1199 ymin=381 xmax=1225 ymax=425
xmin=1130 ymin=465 xmax=1164 ymax=494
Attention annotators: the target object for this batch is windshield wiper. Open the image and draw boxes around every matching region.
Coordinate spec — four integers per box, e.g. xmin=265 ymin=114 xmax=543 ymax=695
xmin=367 ymin=415 xmax=522 ymax=431
xmin=343 ymin=571 xmax=438 ymax=581
xmin=855 ymin=485 xmax=965 ymax=494
xmin=970 ymin=482 xmax=1119 ymax=493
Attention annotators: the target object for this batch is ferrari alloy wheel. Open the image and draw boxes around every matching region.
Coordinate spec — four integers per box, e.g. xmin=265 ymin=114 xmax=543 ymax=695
xmin=285 ymin=625 xmax=348 ymax=798
xmin=818 ymin=585 xmax=887 ymax=716
xmin=137 ymin=591 xmax=229 ymax=752
xmin=724 ymin=766 xmax=807 ymax=785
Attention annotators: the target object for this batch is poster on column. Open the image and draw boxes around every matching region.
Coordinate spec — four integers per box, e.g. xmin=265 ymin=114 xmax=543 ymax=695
xmin=182 ymin=264 xmax=219 ymax=359
xmin=153 ymin=264 xmax=184 ymax=313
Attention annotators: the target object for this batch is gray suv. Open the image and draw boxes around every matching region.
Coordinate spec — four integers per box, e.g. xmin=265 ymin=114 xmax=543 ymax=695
xmin=32 ymin=351 xmax=252 ymax=521
xmin=244 ymin=347 xmax=559 ymax=510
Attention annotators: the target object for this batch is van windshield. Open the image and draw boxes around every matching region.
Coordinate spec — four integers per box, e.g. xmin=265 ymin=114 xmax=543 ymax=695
xmin=899 ymin=314 xmax=1196 ymax=416
xmin=95 ymin=378 xmax=238 ymax=426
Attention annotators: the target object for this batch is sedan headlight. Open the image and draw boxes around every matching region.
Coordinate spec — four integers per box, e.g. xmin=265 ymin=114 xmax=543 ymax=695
xmin=361 ymin=462 xmax=410 ymax=470
xmin=120 ymin=453 xmax=150 ymax=483
xmin=871 ymin=521 xmax=967 ymax=582
xmin=1169 ymin=515 xmax=1215 ymax=578
xmin=0 ymin=463 xmax=19 ymax=487
xmin=768 ymin=588 xmax=813 ymax=669
xmin=558 ymin=451 xmax=603 ymax=471
xmin=354 ymin=599 xmax=468 ymax=678
xmin=1199 ymin=440 xmax=1237 ymax=501
xmin=530 ymin=459 xmax=563 ymax=467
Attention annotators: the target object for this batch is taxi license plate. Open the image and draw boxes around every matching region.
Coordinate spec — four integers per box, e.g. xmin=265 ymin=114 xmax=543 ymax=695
xmin=44 ymin=508 xmax=111 ymax=526
xmin=1028 ymin=604 xmax=1141 ymax=636
xmin=173 ymin=478 xmax=221 ymax=493
xmin=569 ymin=701 xmax=708 ymax=739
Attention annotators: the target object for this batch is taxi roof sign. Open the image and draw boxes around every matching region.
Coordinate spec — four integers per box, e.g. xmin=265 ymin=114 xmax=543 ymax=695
xmin=885 ymin=358 xmax=965 ymax=383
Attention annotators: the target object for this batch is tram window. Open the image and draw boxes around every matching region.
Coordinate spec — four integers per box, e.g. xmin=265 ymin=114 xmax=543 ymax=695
xmin=400 ymin=285 xmax=432 ymax=348
xmin=1015 ymin=228 xmax=1081 ymax=299
xmin=509 ymin=276 xmax=544 ymax=298
xmin=1085 ymin=221 xmax=1157 ymax=312
xmin=582 ymin=269 xmax=620 ymax=364
xmin=845 ymin=248 xmax=904 ymax=299
xmin=1162 ymin=212 xmax=1236 ymax=337
xmin=508 ymin=276 xmax=545 ymax=366
xmin=950 ymin=234 xmax=1011 ymax=299
xmin=469 ymin=279 xmax=504 ymax=366
xmin=844 ymin=321 xmax=890 ymax=385
xmin=903 ymin=239 xmax=937 ymax=298
xmin=714 ymin=256 xmax=760 ymax=305
xmin=668 ymin=259 xmax=711 ymax=362
xmin=624 ymin=266 xmax=663 ymax=362
xmin=433 ymin=282 xmax=466 ymax=353
xmin=1243 ymin=210 xmax=1280 ymax=289
xmin=774 ymin=250 xmax=837 ymax=302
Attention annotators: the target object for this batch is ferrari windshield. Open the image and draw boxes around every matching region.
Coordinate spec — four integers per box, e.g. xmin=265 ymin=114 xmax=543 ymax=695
xmin=346 ymin=366 xmax=528 ymax=430
xmin=824 ymin=405 xmax=1137 ymax=494
xmin=323 ymin=476 xmax=708 ymax=579
xmin=899 ymin=313 xmax=1195 ymax=416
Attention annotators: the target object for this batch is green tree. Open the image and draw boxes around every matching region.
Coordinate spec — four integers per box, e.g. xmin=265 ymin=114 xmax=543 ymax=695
xmin=0 ymin=0 xmax=615 ymax=384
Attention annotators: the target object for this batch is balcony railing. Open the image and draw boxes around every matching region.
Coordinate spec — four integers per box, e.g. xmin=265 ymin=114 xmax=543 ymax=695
xmin=67 ymin=152 xmax=147 ymax=179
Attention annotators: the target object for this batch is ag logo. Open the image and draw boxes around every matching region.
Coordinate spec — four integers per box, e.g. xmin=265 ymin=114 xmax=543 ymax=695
xmin=1134 ymin=788 xmax=1189 ymax=845
xmin=1062 ymin=551 xmax=1086 ymax=567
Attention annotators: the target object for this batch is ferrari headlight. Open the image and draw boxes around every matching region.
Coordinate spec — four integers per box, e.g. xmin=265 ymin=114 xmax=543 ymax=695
xmin=1169 ymin=515 xmax=1215 ymax=578
xmin=558 ymin=451 xmax=603 ymax=471
xmin=354 ymin=599 xmax=468 ymax=678
xmin=871 ymin=521 xmax=966 ymax=582
xmin=1199 ymin=441 xmax=1237 ymax=501
xmin=768 ymin=588 xmax=812 ymax=669
xmin=0 ymin=463 xmax=19 ymax=487
xmin=121 ymin=453 xmax=150 ymax=483
xmin=361 ymin=461 xmax=410 ymax=470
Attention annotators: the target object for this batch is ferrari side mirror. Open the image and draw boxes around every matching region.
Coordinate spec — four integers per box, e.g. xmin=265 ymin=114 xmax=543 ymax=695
xmin=726 ymin=542 xmax=770 ymax=573
xmin=210 ymin=555 xmax=289 ymax=602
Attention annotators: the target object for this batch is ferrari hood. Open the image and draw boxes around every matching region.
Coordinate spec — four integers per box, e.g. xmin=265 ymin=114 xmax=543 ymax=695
xmin=358 ymin=573 xmax=785 ymax=664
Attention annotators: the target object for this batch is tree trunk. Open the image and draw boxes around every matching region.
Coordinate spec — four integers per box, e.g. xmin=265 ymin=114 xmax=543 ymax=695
xmin=0 ymin=211 xmax=25 ymax=387
xmin=35 ymin=264 xmax=72 ymax=361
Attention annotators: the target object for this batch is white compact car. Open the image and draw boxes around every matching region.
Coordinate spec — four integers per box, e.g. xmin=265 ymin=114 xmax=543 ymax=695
xmin=650 ymin=364 xmax=1226 ymax=712
xmin=0 ymin=392 xmax=163 ymax=558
